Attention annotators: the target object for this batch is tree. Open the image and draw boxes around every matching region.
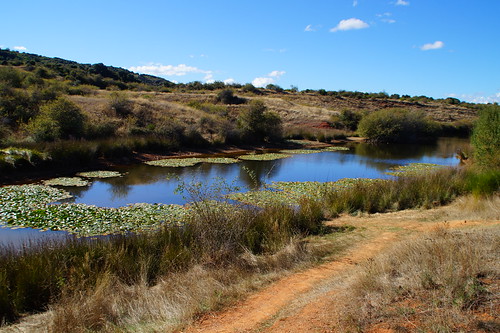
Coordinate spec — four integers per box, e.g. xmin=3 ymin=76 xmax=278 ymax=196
xmin=237 ymin=100 xmax=282 ymax=143
xmin=28 ymin=97 xmax=85 ymax=140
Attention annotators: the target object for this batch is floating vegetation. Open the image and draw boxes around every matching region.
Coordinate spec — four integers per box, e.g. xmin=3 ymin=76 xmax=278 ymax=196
xmin=0 ymin=184 xmax=190 ymax=236
xmin=0 ymin=185 xmax=72 ymax=224
xmin=146 ymin=158 xmax=203 ymax=168
xmin=199 ymin=157 xmax=240 ymax=164
xmin=228 ymin=190 xmax=297 ymax=207
xmin=76 ymin=170 xmax=123 ymax=178
xmin=42 ymin=177 xmax=90 ymax=187
xmin=386 ymin=163 xmax=444 ymax=176
xmin=7 ymin=203 xmax=189 ymax=236
xmin=229 ymin=178 xmax=380 ymax=207
xmin=146 ymin=157 xmax=240 ymax=168
xmin=238 ymin=153 xmax=292 ymax=161
xmin=279 ymin=149 xmax=321 ymax=155
xmin=320 ymin=146 xmax=350 ymax=151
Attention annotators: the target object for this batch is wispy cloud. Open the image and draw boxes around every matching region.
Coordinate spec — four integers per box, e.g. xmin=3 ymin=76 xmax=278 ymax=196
xmin=252 ymin=70 xmax=286 ymax=87
xmin=382 ymin=19 xmax=396 ymax=23
xmin=268 ymin=70 xmax=286 ymax=78
xmin=304 ymin=24 xmax=315 ymax=32
xmin=330 ymin=18 xmax=369 ymax=32
xmin=129 ymin=63 xmax=213 ymax=82
xmin=353 ymin=0 xmax=358 ymax=7
xmin=449 ymin=92 xmax=500 ymax=104
xmin=395 ymin=0 xmax=410 ymax=6
xmin=421 ymin=41 xmax=444 ymax=51
xmin=13 ymin=46 xmax=27 ymax=51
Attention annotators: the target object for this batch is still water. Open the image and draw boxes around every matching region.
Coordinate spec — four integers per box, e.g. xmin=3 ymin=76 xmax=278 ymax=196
xmin=64 ymin=137 xmax=468 ymax=207
xmin=0 ymin=137 xmax=469 ymax=246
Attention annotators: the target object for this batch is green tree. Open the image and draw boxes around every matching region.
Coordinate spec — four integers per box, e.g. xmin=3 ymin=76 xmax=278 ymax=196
xmin=28 ymin=97 xmax=85 ymax=140
xmin=237 ymin=100 xmax=282 ymax=143
xmin=471 ymin=105 xmax=500 ymax=168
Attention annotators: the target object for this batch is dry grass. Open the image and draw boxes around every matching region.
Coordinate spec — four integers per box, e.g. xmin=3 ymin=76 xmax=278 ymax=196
xmin=47 ymin=240 xmax=312 ymax=333
xmin=335 ymin=224 xmax=500 ymax=332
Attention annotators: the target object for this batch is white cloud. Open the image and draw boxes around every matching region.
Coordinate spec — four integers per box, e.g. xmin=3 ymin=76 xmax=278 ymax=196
xmin=252 ymin=77 xmax=275 ymax=87
xmin=377 ymin=12 xmax=392 ymax=17
xmin=395 ymin=0 xmax=410 ymax=6
xmin=129 ymin=63 xmax=212 ymax=78
xmin=449 ymin=92 xmax=500 ymax=104
xmin=268 ymin=70 xmax=286 ymax=78
xmin=223 ymin=78 xmax=236 ymax=85
xmin=252 ymin=70 xmax=286 ymax=87
xmin=353 ymin=0 xmax=358 ymax=7
xmin=382 ymin=19 xmax=396 ymax=23
xmin=305 ymin=24 xmax=315 ymax=32
xmin=330 ymin=18 xmax=369 ymax=32
xmin=13 ymin=46 xmax=27 ymax=51
xmin=421 ymin=41 xmax=444 ymax=51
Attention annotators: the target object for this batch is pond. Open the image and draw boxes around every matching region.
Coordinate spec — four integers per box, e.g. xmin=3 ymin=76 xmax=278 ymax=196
xmin=0 ymin=137 xmax=469 ymax=247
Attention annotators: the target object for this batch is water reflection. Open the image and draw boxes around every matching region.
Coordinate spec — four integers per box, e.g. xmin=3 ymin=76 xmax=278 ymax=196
xmin=50 ymin=137 xmax=468 ymax=208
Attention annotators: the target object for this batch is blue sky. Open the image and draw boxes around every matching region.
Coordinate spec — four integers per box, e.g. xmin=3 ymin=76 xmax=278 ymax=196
xmin=1 ymin=0 xmax=499 ymax=103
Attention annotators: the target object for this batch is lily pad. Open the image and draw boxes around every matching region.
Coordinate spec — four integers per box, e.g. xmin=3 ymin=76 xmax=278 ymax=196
xmin=145 ymin=158 xmax=203 ymax=168
xmin=199 ymin=157 xmax=240 ymax=164
xmin=42 ymin=177 xmax=90 ymax=187
xmin=386 ymin=163 xmax=444 ymax=176
xmin=76 ymin=170 xmax=123 ymax=178
xmin=279 ymin=149 xmax=321 ymax=155
xmin=238 ymin=153 xmax=292 ymax=161
xmin=320 ymin=146 xmax=350 ymax=152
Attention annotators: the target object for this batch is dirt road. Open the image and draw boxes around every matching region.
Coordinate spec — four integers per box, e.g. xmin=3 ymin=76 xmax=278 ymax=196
xmin=182 ymin=204 xmax=499 ymax=333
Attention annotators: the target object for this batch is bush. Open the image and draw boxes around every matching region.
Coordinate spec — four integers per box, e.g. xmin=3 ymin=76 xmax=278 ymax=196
xmin=471 ymin=105 xmax=500 ymax=168
xmin=357 ymin=108 xmax=438 ymax=143
xmin=237 ymin=100 xmax=282 ymax=143
xmin=26 ymin=116 xmax=61 ymax=141
xmin=215 ymin=89 xmax=245 ymax=105
xmin=34 ymin=97 xmax=85 ymax=140
xmin=108 ymin=92 xmax=133 ymax=117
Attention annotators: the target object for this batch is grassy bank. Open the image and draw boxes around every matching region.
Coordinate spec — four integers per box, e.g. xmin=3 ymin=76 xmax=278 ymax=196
xmin=335 ymin=225 xmax=499 ymax=332
xmin=0 ymin=198 xmax=325 ymax=325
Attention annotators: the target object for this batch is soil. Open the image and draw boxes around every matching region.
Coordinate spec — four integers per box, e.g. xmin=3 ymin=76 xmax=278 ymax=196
xmin=180 ymin=204 xmax=499 ymax=333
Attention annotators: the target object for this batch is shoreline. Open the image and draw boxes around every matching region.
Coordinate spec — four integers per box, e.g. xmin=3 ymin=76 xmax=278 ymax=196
xmin=0 ymin=138 xmax=361 ymax=185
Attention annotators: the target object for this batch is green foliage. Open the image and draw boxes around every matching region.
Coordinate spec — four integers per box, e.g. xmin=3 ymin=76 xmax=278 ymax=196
xmin=266 ymin=84 xmax=284 ymax=93
xmin=471 ymin=105 xmax=500 ymax=168
xmin=0 ymin=67 xmax=24 ymax=88
xmin=324 ymin=168 xmax=467 ymax=216
xmin=357 ymin=108 xmax=438 ymax=143
xmin=25 ymin=116 xmax=61 ymax=141
xmin=465 ymin=169 xmax=500 ymax=196
xmin=241 ymin=83 xmax=261 ymax=94
xmin=215 ymin=89 xmax=245 ymax=104
xmin=340 ymin=109 xmax=363 ymax=131
xmin=29 ymin=97 xmax=85 ymax=140
xmin=237 ymin=100 xmax=283 ymax=143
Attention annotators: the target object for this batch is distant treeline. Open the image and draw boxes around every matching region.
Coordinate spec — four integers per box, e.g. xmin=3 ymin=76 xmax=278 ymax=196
xmin=0 ymin=49 xmax=482 ymax=107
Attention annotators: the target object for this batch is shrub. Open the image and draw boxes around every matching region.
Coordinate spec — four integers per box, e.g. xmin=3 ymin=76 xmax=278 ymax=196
xmin=216 ymin=89 xmax=245 ymax=105
xmin=108 ymin=92 xmax=133 ymax=117
xmin=357 ymin=108 xmax=438 ymax=143
xmin=37 ymin=97 xmax=85 ymax=139
xmin=26 ymin=116 xmax=61 ymax=141
xmin=237 ymin=100 xmax=282 ymax=143
xmin=471 ymin=105 xmax=500 ymax=168
xmin=241 ymin=83 xmax=261 ymax=95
